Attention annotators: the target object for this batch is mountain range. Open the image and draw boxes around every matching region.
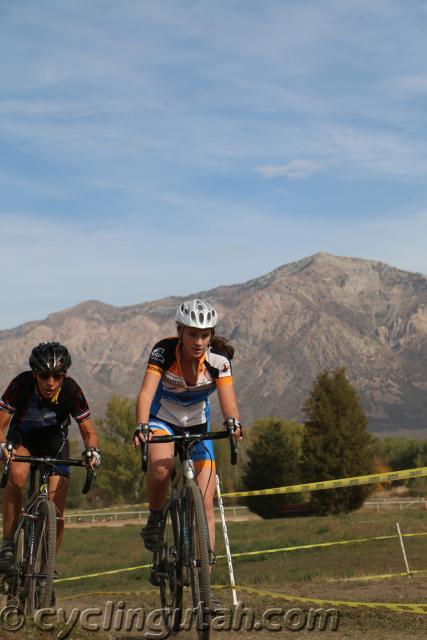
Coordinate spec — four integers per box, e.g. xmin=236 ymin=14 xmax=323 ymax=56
xmin=1 ymin=253 xmax=427 ymax=435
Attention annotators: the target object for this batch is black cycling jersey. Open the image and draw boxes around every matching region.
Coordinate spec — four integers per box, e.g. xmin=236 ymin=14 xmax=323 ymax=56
xmin=0 ymin=371 xmax=91 ymax=477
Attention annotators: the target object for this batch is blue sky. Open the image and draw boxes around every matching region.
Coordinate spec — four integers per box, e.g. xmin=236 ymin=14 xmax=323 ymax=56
xmin=1 ymin=0 xmax=427 ymax=329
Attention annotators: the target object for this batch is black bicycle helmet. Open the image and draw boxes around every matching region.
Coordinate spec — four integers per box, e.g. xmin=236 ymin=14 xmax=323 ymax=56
xmin=29 ymin=341 xmax=72 ymax=374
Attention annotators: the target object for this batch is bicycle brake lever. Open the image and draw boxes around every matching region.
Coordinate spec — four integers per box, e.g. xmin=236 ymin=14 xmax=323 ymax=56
xmin=141 ymin=424 xmax=150 ymax=472
xmin=82 ymin=468 xmax=95 ymax=495
xmin=224 ymin=418 xmax=238 ymax=466
xmin=0 ymin=443 xmax=14 ymax=488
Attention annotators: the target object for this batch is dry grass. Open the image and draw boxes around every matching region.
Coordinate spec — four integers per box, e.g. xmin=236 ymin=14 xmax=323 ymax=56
xmin=1 ymin=510 xmax=426 ymax=639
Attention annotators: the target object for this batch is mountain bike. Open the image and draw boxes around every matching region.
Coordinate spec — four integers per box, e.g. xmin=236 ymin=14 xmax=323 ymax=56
xmin=0 ymin=452 xmax=94 ymax=614
xmin=140 ymin=419 xmax=238 ymax=640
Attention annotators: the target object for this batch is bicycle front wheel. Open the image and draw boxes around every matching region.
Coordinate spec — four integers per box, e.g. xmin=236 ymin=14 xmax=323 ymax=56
xmin=158 ymin=499 xmax=183 ymax=631
xmin=8 ymin=516 xmax=30 ymax=612
xmin=27 ymin=499 xmax=57 ymax=612
xmin=185 ymin=480 xmax=211 ymax=640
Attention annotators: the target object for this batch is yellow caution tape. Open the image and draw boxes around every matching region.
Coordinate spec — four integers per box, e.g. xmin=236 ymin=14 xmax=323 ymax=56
xmin=55 ymin=531 xmax=427 ymax=584
xmin=55 ymin=563 xmax=152 ymax=583
xmin=52 ymin=467 xmax=427 ymax=524
xmin=57 ymin=589 xmax=157 ymax=602
xmin=328 ymin=568 xmax=427 ymax=583
xmin=227 ymin=585 xmax=427 ymax=615
xmin=56 ymin=585 xmax=427 ymax=615
xmin=221 ymin=466 xmax=427 ymax=498
xmin=216 ymin=531 xmax=427 ymax=559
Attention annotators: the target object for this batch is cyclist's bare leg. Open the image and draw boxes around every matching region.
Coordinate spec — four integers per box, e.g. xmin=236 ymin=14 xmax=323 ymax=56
xmin=48 ymin=475 xmax=69 ymax=551
xmin=2 ymin=445 xmax=31 ymax=539
xmin=195 ymin=462 xmax=216 ymax=552
xmin=147 ymin=441 xmax=175 ymax=510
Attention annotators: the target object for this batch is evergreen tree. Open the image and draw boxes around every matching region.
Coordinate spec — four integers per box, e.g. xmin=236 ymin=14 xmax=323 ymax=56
xmin=242 ymin=418 xmax=304 ymax=518
xmin=301 ymin=368 xmax=375 ymax=514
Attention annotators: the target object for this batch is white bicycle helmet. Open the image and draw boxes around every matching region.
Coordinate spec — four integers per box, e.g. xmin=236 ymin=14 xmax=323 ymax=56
xmin=175 ymin=299 xmax=218 ymax=329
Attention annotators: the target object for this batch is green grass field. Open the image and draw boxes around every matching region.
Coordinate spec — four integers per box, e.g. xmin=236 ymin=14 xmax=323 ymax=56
xmin=55 ymin=509 xmax=427 ymax=593
xmin=1 ymin=510 xmax=426 ymax=639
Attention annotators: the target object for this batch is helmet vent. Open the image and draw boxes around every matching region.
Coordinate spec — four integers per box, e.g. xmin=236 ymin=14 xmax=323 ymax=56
xmin=175 ymin=299 xmax=218 ymax=329
xmin=29 ymin=341 xmax=71 ymax=374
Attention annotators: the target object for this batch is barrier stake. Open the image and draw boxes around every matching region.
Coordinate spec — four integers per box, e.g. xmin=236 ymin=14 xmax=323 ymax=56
xmin=216 ymin=474 xmax=239 ymax=606
xmin=396 ymin=522 xmax=411 ymax=577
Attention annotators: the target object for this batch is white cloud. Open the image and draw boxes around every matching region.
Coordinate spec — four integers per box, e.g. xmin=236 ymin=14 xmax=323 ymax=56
xmin=1 ymin=1 xmax=427 ymax=182
xmin=251 ymin=123 xmax=427 ymax=182
xmin=256 ymin=160 xmax=325 ymax=180
xmin=384 ymin=73 xmax=427 ymax=97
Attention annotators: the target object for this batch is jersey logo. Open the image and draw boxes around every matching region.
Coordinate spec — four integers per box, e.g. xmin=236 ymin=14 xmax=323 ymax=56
xmin=221 ymin=362 xmax=230 ymax=372
xmin=150 ymin=347 xmax=166 ymax=363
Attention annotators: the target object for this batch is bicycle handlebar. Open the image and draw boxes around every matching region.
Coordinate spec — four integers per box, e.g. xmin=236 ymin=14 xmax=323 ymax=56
xmin=140 ymin=424 xmax=239 ymax=471
xmin=0 ymin=454 xmax=95 ymax=494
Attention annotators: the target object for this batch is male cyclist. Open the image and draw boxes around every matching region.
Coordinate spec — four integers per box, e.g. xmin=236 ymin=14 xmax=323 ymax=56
xmin=0 ymin=341 xmax=101 ymax=576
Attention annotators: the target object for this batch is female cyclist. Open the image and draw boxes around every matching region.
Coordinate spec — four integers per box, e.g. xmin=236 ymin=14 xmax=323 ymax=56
xmin=133 ymin=299 xmax=242 ymax=601
xmin=0 ymin=341 xmax=101 ymax=580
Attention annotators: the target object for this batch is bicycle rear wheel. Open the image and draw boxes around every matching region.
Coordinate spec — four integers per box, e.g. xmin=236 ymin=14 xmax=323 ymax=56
xmin=158 ymin=499 xmax=183 ymax=631
xmin=27 ymin=499 xmax=57 ymax=612
xmin=185 ymin=480 xmax=211 ymax=640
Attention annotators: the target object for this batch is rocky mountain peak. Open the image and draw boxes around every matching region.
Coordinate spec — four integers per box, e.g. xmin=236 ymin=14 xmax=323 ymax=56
xmin=1 ymin=254 xmax=426 ymax=435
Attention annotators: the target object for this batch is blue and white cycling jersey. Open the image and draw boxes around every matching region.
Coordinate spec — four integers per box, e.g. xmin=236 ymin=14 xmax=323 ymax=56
xmin=145 ymin=337 xmax=233 ymax=428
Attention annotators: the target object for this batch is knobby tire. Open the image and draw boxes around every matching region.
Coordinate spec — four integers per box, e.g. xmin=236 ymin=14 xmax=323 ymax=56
xmin=186 ymin=479 xmax=211 ymax=640
xmin=158 ymin=499 xmax=184 ymax=631
xmin=27 ymin=499 xmax=57 ymax=612
xmin=8 ymin=517 xmax=29 ymax=612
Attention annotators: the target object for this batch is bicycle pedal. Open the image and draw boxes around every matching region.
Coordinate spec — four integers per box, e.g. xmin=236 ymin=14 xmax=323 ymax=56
xmin=191 ymin=559 xmax=202 ymax=567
